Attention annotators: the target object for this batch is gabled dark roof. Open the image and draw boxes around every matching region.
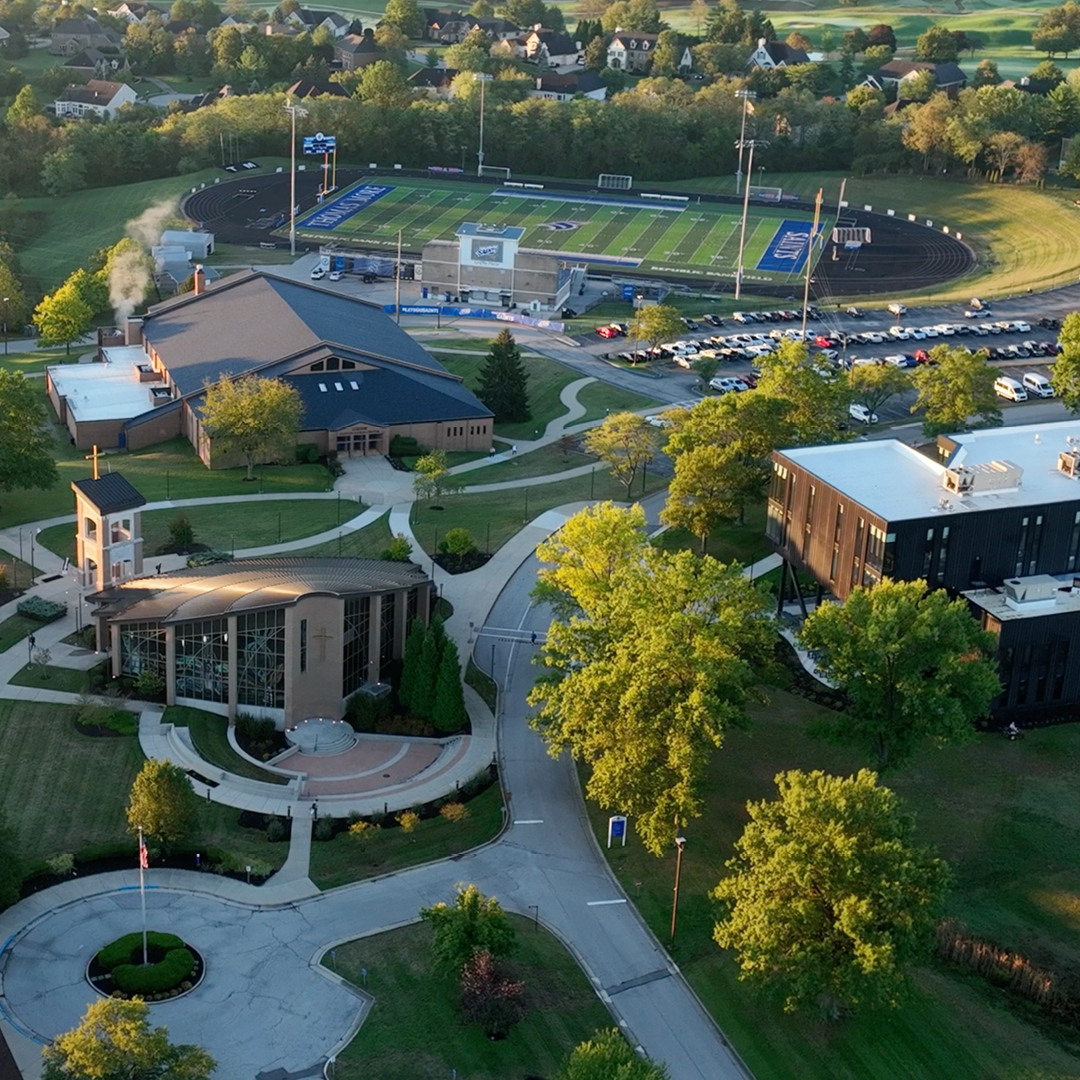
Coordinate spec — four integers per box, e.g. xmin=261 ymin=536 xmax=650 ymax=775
xmin=335 ymin=31 xmax=378 ymax=53
xmin=57 ymin=79 xmax=128 ymax=104
xmin=529 ymin=28 xmax=577 ymax=54
xmin=609 ymin=30 xmax=657 ymax=50
xmin=64 ymin=46 xmax=125 ymax=68
xmin=474 ymin=16 xmax=518 ymax=33
xmin=536 ymin=70 xmax=605 ymax=94
xmin=759 ymin=40 xmax=808 ymax=64
xmin=408 ymin=66 xmax=458 ymax=87
xmin=285 ymin=78 xmax=348 ymax=98
xmin=72 ymin=472 xmax=147 ymax=514
xmin=872 ymin=58 xmax=966 ymax=85
xmin=142 ymin=271 xmax=463 ymax=395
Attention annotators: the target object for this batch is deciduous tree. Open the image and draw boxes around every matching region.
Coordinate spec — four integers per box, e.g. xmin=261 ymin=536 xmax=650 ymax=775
xmin=413 ymin=449 xmax=461 ymax=503
xmin=419 ymin=883 xmax=516 ymax=974
xmin=42 ymin=998 xmax=216 ymax=1080
xmin=358 ymin=59 xmax=411 ymax=105
xmin=382 ymin=0 xmax=423 ymax=38
xmin=33 ymin=280 xmax=93 ymax=354
xmin=1052 ymin=311 xmax=1080 ymax=412
xmin=528 ymin=502 xmax=772 ymax=854
xmin=629 ymin=303 xmax=683 ymax=349
xmin=798 ymin=579 xmax=1000 ymax=771
xmin=126 ymin=758 xmax=200 ymax=848
xmin=712 ymin=769 xmax=950 ymax=1016
xmin=916 ymin=25 xmax=959 ymax=62
xmin=459 ymin=949 xmax=527 ymax=1038
xmin=477 ymin=328 xmax=530 ymax=423
xmin=848 ymin=363 xmax=912 ymax=418
xmin=555 ymin=1029 xmax=669 ymax=1080
xmin=200 ymin=374 xmax=303 ymax=479
xmin=755 ymin=339 xmax=850 ymax=446
xmin=583 ymin=411 xmax=658 ymax=496
xmin=911 ymin=343 xmax=1001 ymax=436
xmin=0 ymin=370 xmax=57 ymax=506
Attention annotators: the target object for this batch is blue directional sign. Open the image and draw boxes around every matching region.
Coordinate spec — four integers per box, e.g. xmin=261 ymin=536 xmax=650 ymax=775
xmin=303 ymin=132 xmax=337 ymax=155
xmin=607 ymin=815 xmax=627 ymax=848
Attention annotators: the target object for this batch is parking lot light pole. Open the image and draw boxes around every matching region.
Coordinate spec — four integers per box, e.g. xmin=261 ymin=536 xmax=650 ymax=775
xmin=474 ymin=73 xmax=493 ymax=177
xmin=734 ymin=139 xmax=767 ymax=301
xmin=670 ymin=834 xmax=686 ymax=944
xmin=284 ymin=100 xmax=308 ymax=257
xmin=2 ymin=296 xmax=8 ymax=356
xmin=734 ymin=90 xmax=757 ymax=196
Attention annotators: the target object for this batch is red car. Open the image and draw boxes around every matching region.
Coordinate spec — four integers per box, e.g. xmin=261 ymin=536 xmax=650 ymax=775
xmin=595 ymin=325 xmax=620 ymax=339
xmin=915 ymin=349 xmax=933 ymax=364
xmin=815 ymin=334 xmax=834 ymax=347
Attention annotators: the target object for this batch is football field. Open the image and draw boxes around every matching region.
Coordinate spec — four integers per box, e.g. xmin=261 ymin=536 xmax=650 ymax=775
xmin=291 ymin=176 xmax=830 ymax=284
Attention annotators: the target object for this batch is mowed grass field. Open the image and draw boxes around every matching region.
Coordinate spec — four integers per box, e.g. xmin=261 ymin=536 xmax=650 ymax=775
xmin=293 ymin=176 xmax=828 ymax=284
xmin=662 ymin=171 xmax=1080 ymax=301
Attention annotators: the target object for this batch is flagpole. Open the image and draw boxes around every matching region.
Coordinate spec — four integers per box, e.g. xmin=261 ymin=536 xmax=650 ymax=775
xmin=139 ymin=826 xmax=148 ymax=966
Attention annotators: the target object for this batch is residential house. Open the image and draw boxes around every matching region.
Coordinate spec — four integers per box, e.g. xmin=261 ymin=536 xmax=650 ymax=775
xmin=408 ymin=66 xmax=459 ymax=98
xmin=862 ymin=58 xmax=967 ymax=98
xmin=334 ymin=30 xmax=381 ymax=70
xmin=107 ymin=1 xmax=166 ymax=23
xmin=50 ymin=18 xmax=123 ymax=55
xmin=284 ymin=7 xmax=350 ymax=38
xmin=64 ymin=47 xmax=130 ymax=80
xmin=523 ymin=25 xmax=580 ymax=67
xmin=55 ymin=79 xmax=138 ymax=118
xmin=423 ymin=8 xmax=466 ymax=41
xmin=284 ymin=77 xmax=349 ymax=99
xmin=528 ymin=70 xmax=606 ymax=101
xmin=747 ymin=36 xmax=809 ymax=69
xmin=606 ymin=30 xmax=656 ymax=73
xmin=472 ymin=16 xmax=520 ymax=40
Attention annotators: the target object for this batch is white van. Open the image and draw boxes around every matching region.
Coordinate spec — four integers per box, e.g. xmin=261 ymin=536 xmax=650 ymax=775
xmin=1022 ymin=372 xmax=1055 ymax=398
xmin=994 ymin=376 xmax=1028 ymax=402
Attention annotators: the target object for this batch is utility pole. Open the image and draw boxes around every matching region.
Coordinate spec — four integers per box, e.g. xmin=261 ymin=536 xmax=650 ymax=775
xmin=734 ymin=90 xmax=757 ymax=196
xmin=734 ymin=139 xmax=768 ymax=301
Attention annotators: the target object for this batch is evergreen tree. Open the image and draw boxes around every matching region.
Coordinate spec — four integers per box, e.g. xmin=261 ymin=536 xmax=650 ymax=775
xmin=477 ymin=329 xmax=530 ymax=424
xmin=432 ymin=635 xmax=467 ymax=732
xmin=412 ymin=615 xmax=445 ymax=720
xmin=398 ymin=619 xmax=426 ymax=712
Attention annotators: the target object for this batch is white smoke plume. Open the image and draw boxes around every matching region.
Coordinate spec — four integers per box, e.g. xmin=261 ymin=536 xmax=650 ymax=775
xmin=109 ymin=199 xmax=179 ymax=323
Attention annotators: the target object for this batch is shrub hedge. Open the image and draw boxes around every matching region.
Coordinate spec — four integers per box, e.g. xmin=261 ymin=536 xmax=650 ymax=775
xmin=112 ymin=947 xmax=196 ymax=995
xmin=96 ymin=931 xmax=184 ymax=972
xmin=16 ymin=596 xmax=66 ymax=622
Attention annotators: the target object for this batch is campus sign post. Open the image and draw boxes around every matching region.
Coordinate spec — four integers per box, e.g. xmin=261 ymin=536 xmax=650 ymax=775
xmin=303 ymin=132 xmax=338 ymax=197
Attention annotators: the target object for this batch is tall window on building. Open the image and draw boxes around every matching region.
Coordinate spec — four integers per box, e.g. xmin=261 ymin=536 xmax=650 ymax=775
xmin=1015 ymin=515 xmax=1029 ymax=577
xmin=935 ymin=526 xmax=951 ymax=585
xmin=175 ymin=619 xmax=228 ymax=703
xmin=406 ymin=587 xmax=420 ymax=633
xmin=851 ymin=516 xmax=865 ymax=586
xmin=834 ymin=504 xmax=844 ymax=543
xmin=342 ymin=595 xmax=370 ymax=698
xmin=766 ymin=464 xmax=788 ymax=544
xmin=119 ymin=622 xmax=165 ymax=677
xmin=1068 ymin=511 xmax=1080 ymax=572
xmin=922 ymin=527 xmax=935 ymax=577
xmin=1028 ymin=513 xmax=1044 ymax=575
xmin=237 ymin=608 xmax=285 ymax=709
xmin=380 ymin=593 xmax=396 ymax=677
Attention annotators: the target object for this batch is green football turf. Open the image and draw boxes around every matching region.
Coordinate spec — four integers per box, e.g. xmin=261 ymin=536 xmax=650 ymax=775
xmin=291 ymin=176 xmax=830 ymax=285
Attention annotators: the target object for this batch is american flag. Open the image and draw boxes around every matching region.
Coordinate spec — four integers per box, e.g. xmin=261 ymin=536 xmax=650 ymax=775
xmin=139 ymin=838 xmax=148 ymax=870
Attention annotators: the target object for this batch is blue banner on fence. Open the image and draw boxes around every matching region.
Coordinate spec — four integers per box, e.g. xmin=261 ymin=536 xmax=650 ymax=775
xmin=756 ymin=219 xmax=821 ymax=274
xmin=385 ymin=305 xmax=564 ymax=332
xmin=297 ymin=184 xmax=393 ymax=231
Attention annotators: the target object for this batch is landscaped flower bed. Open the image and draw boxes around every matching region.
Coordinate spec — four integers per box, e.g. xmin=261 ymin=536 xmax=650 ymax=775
xmin=16 ymin=596 xmax=67 ymax=622
xmin=87 ymin=931 xmax=204 ymax=1001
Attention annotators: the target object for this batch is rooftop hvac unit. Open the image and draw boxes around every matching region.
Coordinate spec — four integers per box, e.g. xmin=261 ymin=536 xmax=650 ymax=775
xmin=942 ymin=459 xmax=1022 ymax=495
xmin=1059 ymin=449 xmax=1080 ymax=478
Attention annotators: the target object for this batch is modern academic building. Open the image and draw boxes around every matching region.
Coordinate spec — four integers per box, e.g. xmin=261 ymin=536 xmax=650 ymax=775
xmin=46 ymin=268 xmax=494 ymax=462
xmin=88 ymin=557 xmax=434 ymax=725
xmin=768 ymin=420 xmax=1080 ymax=721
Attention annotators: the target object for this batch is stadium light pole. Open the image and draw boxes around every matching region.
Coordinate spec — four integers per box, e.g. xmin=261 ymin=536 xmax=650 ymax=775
xmin=474 ymin=72 xmax=493 ymax=178
xmin=734 ymin=139 xmax=767 ymax=302
xmin=734 ymin=89 xmax=757 ymax=196
xmin=284 ymin=100 xmax=308 ymax=258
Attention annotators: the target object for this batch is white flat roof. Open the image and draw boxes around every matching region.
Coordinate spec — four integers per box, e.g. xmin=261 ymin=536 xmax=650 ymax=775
xmin=780 ymin=420 xmax=1080 ymax=521
xmin=49 ymin=346 xmax=164 ymax=423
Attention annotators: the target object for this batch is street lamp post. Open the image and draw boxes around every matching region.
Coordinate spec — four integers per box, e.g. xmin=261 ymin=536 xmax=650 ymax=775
xmin=734 ymin=139 xmax=768 ymax=301
xmin=474 ymin=72 xmax=493 ymax=177
xmin=2 ymin=296 xmax=9 ymax=356
xmin=670 ymin=834 xmax=686 ymax=944
xmin=734 ymin=89 xmax=757 ymax=196
xmin=284 ymin=100 xmax=309 ymax=258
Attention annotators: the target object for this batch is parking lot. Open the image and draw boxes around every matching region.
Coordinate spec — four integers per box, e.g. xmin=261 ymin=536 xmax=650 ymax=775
xmin=582 ymin=304 xmax=1066 ymax=426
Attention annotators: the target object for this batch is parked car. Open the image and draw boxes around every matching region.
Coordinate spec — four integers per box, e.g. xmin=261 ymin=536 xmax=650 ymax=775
xmin=1039 ymin=316 xmax=1061 ymax=331
xmin=919 ymin=327 xmax=940 ymax=338
xmin=645 ymin=414 xmax=672 ymax=427
xmin=596 ymin=325 xmax=620 ymax=338
xmin=994 ymin=376 xmax=1028 ymax=402
xmin=915 ymin=349 xmax=933 ymax=364
xmin=846 ymin=305 xmax=865 ymax=318
xmin=682 ymin=318 xmax=700 ymax=331
xmin=732 ymin=311 xmax=753 ymax=323
xmin=709 ymin=376 xmax=749 ymax=394
xmin=849 ymin=402 xmax=879 ymax=424
xmin=934 ymin=324 xmax=956 ymax=336
xmin=964 ymin=309 xmax=988 ymax=319
xmin=702 ymin=313 xmax=724 ymax=326
xmin=1023 ymin=372 xmax=1055 ymax=398
xmin=887 ymin=302 xmax=908 ymax=316
xmin=885 ymin=354 xmax=916 ymax=368
xmin=889 ymin=326 xmax=912 ymax=340
xmin=970 ymin=297 xmax=990 ymax=311
xmin=862 ymin=332 xmax=885 ymax=344
xmin=561 ymin=307 xmax=578 ymax=319
xmin=310 ymin=266 xmax=326 ymax=280
xmin=971 ymin=325 xmax=990 ymax=336
xmin=1012 ymin=321 xmax=1032 ymax=333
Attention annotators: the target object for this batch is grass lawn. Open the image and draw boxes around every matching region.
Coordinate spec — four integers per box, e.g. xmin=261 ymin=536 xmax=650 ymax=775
xmin=653 ymin=502 xmax=771 ymax=567
xmin=38 ymin=498 xmax=349 ymax=564
xmin=9 ymin=663 xmax=91 ymax=694
xmin=0 ymin=347 xmax=83 ymax=376
xmin=464 ymin=443 xmax=597 ymax=484
xmin=286 ymin=514 xmax=395 ymax=559
xmin=308 ymin=783 xmax=504 ymax=890
xmin=0 ymin=614 xmax=45 ymax=654
xmin=411 ymin=336 xmax=544 ymax=354
xmin=0 ymin=700 xmax=144 ymax=870
xmin=1 ymin=433 xmax=331 ymax=530
xmin=659 ymin=171 xmax=1080 ymax=303
xmin=574 ymin=380 xmax=661 ymax=424
xmin=411 ymin=466 xmax=668 ymax=556
xmin=328 ymin=913 xmax=613 ymax=1080
xmin=433 ymin=352 xmax=579 ymax=441
xmin=581 ymin=687 xmax=1080 ymax=1080
xmin=164 ymin=705 xmax=289 ymax=786
xmin=196 ymin=801 xmax=288 ymax=875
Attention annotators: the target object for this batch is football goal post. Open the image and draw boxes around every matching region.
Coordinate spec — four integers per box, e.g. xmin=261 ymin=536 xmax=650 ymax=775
xmin=479 ymin=164 xmax=511 ymax=181
xmin=747 ymin=185 xmax=783 ymax=202
xmin=598 ymin=173 xmax=633 ymax=191
xmin=831 ymin=226 xmax=872 ymax=248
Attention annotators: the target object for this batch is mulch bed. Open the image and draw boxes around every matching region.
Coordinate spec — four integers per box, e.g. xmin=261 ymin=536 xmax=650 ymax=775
xmin=74 ymin=721 xmax=124 ymax=737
